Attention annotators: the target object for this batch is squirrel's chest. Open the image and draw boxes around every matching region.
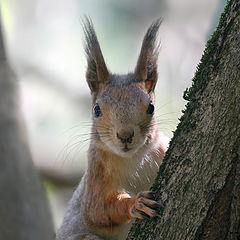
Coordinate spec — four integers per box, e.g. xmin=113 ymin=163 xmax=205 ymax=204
xmin=116 ymin=155 xmax=160 ymax=194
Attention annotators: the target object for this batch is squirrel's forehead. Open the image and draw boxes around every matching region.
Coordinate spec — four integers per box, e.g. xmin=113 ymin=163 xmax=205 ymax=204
xmin=98 ymin=85 xmax=149 ymax=106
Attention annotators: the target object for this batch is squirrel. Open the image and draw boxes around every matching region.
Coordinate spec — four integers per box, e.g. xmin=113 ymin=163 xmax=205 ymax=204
xmin=56 ymin=17 xmax=169 ymax=240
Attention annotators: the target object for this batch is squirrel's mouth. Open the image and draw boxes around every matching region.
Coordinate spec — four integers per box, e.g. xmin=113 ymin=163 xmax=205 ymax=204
xmin=122 ymin=147 xmax=131 ymax=152
xmin=122 ymin=143 xmax=131 ymax=152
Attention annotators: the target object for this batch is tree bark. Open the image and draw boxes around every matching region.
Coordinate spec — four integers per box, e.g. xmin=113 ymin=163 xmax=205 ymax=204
xmin=127 ymin=0 xmax=240 ymax=239
xmin=0 ymin=16 xmax=54 ymax=240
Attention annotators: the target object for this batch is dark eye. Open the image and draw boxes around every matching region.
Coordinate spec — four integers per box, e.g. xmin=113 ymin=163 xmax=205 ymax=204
xmin=94 ymin=104 xmax=102 ymax=118
xmin=146 ymin=102 xmax=154 ymax=115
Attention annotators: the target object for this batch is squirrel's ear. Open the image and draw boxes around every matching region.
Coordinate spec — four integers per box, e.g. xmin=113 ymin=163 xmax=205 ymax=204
xmin=135 ymin=18 xmax=162 ymax=93
xmin=83 ymin=17 xmax=109 ymax=93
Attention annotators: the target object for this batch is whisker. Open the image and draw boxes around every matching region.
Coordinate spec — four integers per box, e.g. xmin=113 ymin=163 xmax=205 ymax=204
xmin=57 ymin=137 xmax=94 ymax=166
xmin=59 ymin=122 xmax=92 ymax=136
xmin=155 ymin=100 xmax=175 ymax=112
xmin=156 ymin=111 xmax=179 ymax=118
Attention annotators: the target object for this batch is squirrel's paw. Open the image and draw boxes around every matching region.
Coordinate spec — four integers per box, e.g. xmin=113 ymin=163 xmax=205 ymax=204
xmin=130 ymin=191 xmax=161 ymax=219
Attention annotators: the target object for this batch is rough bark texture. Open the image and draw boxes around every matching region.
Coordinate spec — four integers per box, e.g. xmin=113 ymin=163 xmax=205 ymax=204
xmin=0 ymin=17 xmax=54 ymax=240
xmin=127 ymin=0 xmax=240 ymax=239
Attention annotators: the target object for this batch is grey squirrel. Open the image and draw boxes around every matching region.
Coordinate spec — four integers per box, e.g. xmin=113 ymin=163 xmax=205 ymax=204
xmin=56 ymin=17 xmax=169 ymax=240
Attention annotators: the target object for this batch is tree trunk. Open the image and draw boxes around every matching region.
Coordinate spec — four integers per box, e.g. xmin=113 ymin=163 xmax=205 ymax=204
xmin=127 ymin=0 xmax=240 ymax=239
xmin=0 ymin=16 xmax=54 ymax=240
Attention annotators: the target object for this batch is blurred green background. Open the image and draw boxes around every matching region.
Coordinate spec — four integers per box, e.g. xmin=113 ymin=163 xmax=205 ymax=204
xmin=0 ymin=0 xmax=225 ymax=230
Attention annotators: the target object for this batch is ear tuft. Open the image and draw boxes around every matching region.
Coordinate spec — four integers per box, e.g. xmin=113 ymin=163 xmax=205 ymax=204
xmin=135 ymin=18 xmax=162 ymax=92
xmin=82 ymin=16 xmax=109 ymax=93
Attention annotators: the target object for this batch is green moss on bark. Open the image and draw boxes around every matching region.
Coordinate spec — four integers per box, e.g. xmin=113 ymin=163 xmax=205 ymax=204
xmin=152 ymin=0 xmax=236 ymax=192
xmin=183 ymin=0 xmax=234 ymax=102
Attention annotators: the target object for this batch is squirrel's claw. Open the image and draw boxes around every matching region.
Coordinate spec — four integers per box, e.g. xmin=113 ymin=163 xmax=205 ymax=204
xmin=130 ymin=191 xmax=161 ymax=219
xmin=137 ymin=190 xmax=155 ymax=199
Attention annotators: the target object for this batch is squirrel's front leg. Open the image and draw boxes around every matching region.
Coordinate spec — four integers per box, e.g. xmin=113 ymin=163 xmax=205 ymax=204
xmin=85 ymin=190 xmax=161 ymax=235
xmin=106 ymin=191 xmax=161 ymax=223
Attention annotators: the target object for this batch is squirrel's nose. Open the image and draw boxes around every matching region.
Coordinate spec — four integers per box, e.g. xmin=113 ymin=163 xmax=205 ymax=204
xmin=116 ymin=131 xmax=134 ymax=144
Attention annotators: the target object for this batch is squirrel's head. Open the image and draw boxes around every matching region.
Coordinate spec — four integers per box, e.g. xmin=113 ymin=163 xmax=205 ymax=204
xmin=83 ymin=17 xmax=161 ymax=157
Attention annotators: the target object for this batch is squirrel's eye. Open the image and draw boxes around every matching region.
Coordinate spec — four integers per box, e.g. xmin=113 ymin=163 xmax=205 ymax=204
xmin=93 ymin=104 xmax=102 ymax=118
xmin=146 ymin=102 xmax=154 ymax=115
